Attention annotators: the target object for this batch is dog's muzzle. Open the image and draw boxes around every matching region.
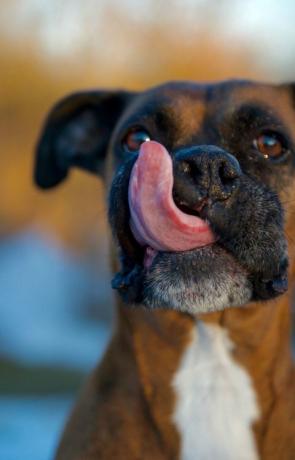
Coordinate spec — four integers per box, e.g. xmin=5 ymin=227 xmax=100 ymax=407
xmin=128 ymin=141 xmax=241 ymax=255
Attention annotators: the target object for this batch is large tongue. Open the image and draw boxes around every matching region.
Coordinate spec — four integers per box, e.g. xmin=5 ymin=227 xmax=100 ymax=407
xmin=128 ymin=141 xmax=215 ymax=252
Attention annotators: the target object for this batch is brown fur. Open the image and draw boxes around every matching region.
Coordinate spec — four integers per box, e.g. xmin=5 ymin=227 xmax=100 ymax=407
xmin=34 ymin=81 xmax=295 ymax=459
xmin=55 ymin=292 xmax=295 ymax=459
xmin=56 ymin=308 xmax=193 ymax=459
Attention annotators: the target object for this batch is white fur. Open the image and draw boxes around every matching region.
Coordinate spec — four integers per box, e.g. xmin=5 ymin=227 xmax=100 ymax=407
xmin=172 ymin=321 xmax=259 ymax=460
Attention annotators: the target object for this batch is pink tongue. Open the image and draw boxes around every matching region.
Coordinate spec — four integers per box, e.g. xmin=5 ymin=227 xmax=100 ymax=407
xmin=128 ymin=141 xmax=215 ymax=252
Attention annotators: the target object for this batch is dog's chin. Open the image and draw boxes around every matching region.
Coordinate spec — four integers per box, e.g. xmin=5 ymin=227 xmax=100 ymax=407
xmin=142 ymin=245 xmax=253 ymax=314
xmin=112 ymin=244 xmax=253 ymax=314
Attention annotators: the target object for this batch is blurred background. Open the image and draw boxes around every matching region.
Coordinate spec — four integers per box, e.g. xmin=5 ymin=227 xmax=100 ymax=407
xmin=1 ymin=0 xmax=295 ymax=458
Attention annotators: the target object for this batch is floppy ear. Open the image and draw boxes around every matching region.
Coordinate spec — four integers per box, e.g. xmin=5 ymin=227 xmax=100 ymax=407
xmin=34 ymin=90 xmax=133 ymax=189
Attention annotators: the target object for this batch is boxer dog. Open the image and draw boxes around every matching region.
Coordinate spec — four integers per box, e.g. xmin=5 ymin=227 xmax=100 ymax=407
xmin=35 ymin=80 xmax=295 ymax=459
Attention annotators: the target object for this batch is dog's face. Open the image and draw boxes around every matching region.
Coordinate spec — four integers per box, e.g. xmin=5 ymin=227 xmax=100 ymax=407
xmin=35 ymin=80 xmax=295 ymax=314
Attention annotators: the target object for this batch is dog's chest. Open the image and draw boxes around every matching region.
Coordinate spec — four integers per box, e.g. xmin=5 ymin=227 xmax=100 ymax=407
xmin=172 ymin=322 xmax=259 ymax=460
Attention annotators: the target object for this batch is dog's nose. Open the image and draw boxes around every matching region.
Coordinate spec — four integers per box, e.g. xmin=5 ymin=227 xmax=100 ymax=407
xmin=173 ymin=146 xmax=241 ymax=210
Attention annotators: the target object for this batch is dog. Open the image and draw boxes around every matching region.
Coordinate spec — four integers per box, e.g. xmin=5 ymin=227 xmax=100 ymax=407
xmin=34 ymin=80 xmax=295 ymax=459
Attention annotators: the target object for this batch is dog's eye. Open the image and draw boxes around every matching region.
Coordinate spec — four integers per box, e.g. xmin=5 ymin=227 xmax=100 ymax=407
xmin=253 ymin=131 xmax=287 ymax=159
xmin=122 ymin=128 xmax=151 ymax=152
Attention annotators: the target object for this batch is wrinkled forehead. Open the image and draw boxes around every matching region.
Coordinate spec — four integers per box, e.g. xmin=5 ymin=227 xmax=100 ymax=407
xmin=117 ymin=80 xmax=295 ymax=147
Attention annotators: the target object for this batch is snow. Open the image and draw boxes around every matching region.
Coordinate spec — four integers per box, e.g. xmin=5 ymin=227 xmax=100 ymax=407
xmin=0 ymin=229 xmax=112 ymax=369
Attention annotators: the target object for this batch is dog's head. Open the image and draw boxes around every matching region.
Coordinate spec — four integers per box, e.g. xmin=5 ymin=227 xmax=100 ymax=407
xmin=35 ymin=80 xmax=295 ymax=314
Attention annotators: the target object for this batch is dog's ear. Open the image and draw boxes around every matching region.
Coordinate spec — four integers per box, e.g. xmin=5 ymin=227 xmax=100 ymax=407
xmin=34 ymin=90 xmax=134 ymax=189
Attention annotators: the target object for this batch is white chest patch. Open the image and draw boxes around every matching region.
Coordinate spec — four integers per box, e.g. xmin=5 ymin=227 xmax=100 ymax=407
xmin=172 ymin=322 xmax=259 ymax=460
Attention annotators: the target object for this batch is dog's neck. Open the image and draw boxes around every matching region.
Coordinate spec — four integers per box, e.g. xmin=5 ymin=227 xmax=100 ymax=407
xmin=115 ymin=294 xmax=294 ymax=455
xmin=202 ymin=297 xmax=293 ymax=444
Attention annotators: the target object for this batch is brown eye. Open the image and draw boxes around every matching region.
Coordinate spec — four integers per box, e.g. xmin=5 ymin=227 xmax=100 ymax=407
xmin=122 ymin=128 xmax=151 ymax=152
xmin=253 ymin=131 xmax=286 ymax=159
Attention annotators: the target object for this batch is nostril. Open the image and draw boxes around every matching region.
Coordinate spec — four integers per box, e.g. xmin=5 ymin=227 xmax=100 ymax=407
xmin=219 ymin=164 xmax=236 ymax=185
xmin=181 ymin=161 xmax=191 ymax=174
xmin=218 ymin=159 xmax=241 ymax=188
xmin=180 ymin=160 xmax=202 ymax=179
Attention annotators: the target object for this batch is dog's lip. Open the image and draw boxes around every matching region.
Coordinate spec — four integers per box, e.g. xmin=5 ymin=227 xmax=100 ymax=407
xmin=128 ymin=141 xmax=216 ymax=252
xmin=143 ymin=246 xmax=158 ymax=269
